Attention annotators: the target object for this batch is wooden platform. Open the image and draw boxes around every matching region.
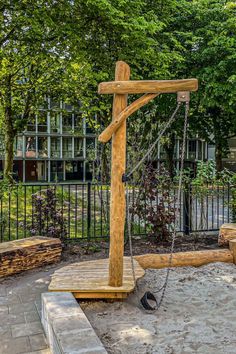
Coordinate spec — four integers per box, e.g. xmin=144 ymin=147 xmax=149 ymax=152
xmin=49 ymin=257 xmax=145 ymax=299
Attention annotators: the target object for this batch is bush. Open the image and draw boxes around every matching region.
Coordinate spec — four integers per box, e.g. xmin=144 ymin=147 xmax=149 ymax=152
xmin=31 ymin=187 xmax=67 ymax=240
xmin=132 ymin=165 xmax=177 ymax=242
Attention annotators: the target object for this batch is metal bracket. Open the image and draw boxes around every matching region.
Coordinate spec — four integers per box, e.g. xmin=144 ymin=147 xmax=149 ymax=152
xmin=122 ymin=174 xmax=130 ymax=183
xmin=177 ymin=91 xmax=190 ymax=103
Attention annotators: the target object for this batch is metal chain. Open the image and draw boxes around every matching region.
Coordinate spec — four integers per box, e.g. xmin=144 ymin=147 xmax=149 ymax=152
xmin=154 ymin=101 xmax=189 ymax=310
xmin=126 ymin=102 xmax=181 ymax=179
xmin=125 ymin=101 xmax=187 ymax=307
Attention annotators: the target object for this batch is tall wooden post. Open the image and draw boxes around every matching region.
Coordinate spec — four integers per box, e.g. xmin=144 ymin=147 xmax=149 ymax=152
xmin=108 ymin=61 xmax=130 ymax=287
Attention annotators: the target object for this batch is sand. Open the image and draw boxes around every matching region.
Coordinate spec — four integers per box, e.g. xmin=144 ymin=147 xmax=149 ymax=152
xmin=81 ymin=262 xmax=236 ymax=354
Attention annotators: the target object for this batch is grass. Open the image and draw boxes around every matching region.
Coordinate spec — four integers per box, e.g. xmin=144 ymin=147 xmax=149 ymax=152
xmin=0 ymin=184 xmax=110 ymax=242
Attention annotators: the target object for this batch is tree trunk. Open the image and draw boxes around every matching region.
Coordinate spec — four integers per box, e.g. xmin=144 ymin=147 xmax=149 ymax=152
xmin=163 ymin=135 xmax=175 ymax=179
xmin=215 ymin=142 xmax=223 ymax=172
xmin=3 ymin=76 xmax=15 ymax=183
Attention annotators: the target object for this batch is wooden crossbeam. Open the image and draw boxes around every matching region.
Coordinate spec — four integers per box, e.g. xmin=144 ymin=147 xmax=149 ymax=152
xmin=98 ymin=79 xmax=198 ymax=95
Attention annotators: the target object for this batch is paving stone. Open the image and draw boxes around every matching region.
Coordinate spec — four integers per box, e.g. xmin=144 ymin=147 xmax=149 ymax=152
xmin=0 ymin=295 xmax=20 ymax=305
xmin=0 ymin=312 xmax=25 ymax=325
xmin=0 ymin=336 xmax=31 ymax=354
xmin=22 ymin=350 xmax=51 ymax=354
xmin=11 ymin=321 xmax=43 ymax=338
xmin=35 ymin=299 xmax=42 ymax=312
xmin=0 ymin=286 xmax=6 ymax=296
xmin=29 ymin=334 xmax=48 ymax=351
xmin=9 ymin=302 xmax=37 ymax=314
xmin=0 ymin=305 xmax=9 ymax=314
xmin=0 ymin=325 xmax=12 ymax=340
xmin=25 ymin=311 xmax=40 ymax=323
xmin=20 ymin=293 xmax=41 ymax=303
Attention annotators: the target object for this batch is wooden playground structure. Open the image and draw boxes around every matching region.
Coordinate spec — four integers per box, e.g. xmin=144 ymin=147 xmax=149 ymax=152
xmin=49 ymin=61 xmax=236 ymax=299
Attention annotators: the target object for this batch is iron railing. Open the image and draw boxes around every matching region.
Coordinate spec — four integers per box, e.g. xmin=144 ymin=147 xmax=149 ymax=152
xmin=0 ymin=182 xmax=234 ymax=242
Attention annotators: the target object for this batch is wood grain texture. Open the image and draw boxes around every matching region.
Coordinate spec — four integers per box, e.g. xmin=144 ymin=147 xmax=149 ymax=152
xmin=49 ymin=257 xmax=145 ymax=299
xmin=98 ymin=93 xmax=159 ymax=143
xmin=134 ymin=250 xmax=233 ymax=269
xmin=98 ymin=79 xmax=198 ymax=95
xmin=218 ymin=223 xmax=236 ymax=246
xmin=0 ymin=236 xmax=62 ymax=277
xmin=108 ymin=61 xmax=130 ymax=287
xmin=229 ymin=240 xmax=236 ymax=264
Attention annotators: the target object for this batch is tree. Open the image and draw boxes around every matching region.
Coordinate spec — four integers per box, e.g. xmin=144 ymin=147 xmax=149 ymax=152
xmin=71 ymin=0 xmax=187 ymax=176
xmin=177 ymin=0 xmax=236 ymax=171
xmin=0 ymin=1 xmax=91 ymax=182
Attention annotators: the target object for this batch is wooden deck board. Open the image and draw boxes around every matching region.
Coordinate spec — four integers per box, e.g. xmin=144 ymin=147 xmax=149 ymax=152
xmin=49 ymin=257 xmax=145 ymax=299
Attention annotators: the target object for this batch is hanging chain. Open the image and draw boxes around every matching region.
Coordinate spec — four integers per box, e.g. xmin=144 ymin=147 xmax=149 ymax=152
xmin=125 ymin=102 xmax=181 ymax=180
xmin=125 ymin=101 xmax=188 ymax=307
xmin=125 ymin=101 xmax=189 ymax=311
xmin=154 ymin=101 xmax=189 ymax=310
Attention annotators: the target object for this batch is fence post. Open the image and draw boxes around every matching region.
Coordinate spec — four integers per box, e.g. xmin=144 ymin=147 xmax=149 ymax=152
xmin=183 ymin=183 xmax=192 ymax=235
xmin=87 ymin=182 xmax=91 ymax=239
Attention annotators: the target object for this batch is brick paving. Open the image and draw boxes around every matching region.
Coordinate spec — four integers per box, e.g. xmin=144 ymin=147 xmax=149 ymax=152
xmin=0 ymin=266 xmax=56 ymax=354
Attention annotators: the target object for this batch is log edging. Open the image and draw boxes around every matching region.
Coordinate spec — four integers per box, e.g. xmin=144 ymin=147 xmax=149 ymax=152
xmin=134 ymin=249 xmax=234 ymax=269
xmin=0 ymin=236 xmax=62 ymax=278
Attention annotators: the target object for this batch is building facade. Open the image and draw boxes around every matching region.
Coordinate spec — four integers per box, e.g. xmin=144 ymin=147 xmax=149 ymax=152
xmin=0 ymin=99 xmax=96 ymax=182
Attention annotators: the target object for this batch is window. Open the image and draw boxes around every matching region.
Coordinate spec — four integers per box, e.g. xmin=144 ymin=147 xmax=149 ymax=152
xmin=36 ymin=161 xmax=47 ymax=181
xmin=16 ymin=136 xmax=23 ymax=157
xmin=62 ymin=113 xmax=73 ymax=132
xmin=51 ymin=137 xmax=61 ymax=158
xmin=65 ymin=161 xmax=83 ymax=180
xmin=62 ymin=102 xmax=73 ymax=111
xmin=74 ymin=138 xmax=83 ymax=157
xmin=50 ymin=112 xmax=60 ymax=133
xmin=26 ymin=114 xmax=36 ymax=132
xmin=188 ymin=141 xmax=196 ymax=160
xmin=50 ymin=99 xmax=60 ymax=110
xmin=74 ymin=113 xmax=83 ymax=134
xmin=51 ymin=161 xmax=63 ymax=181
xmin=86 ymin=138 xmax=95 ymax=160
xmin=62 ymin=137 xmax=72 ymax=158
xmin=197 ymin=141 xmax=203 ymax=160
xmin=37 ymin=111 xmax=47 ymax=132
xmin=38 ymin=137 xmax=48 ymax=157
xmin=85 ymin=120 xmax=96 ymax=134
xmin=25 ymin=137 xmax=36 ymax=158
xmin=85 ymin=161 xmax=93 ymax=180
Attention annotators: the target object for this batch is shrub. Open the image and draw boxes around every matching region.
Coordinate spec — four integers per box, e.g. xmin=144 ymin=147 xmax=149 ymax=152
xmin=132 ymin=165 xmax=177 ymax=242
xmin=31 ymin=187 xmax=67 ymax=240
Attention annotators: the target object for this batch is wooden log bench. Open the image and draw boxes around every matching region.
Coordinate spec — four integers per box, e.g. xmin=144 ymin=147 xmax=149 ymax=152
xmin=0 ymin=236 xmax=62 ymax=278
xmin=218 ymin=223 xmax=236 ymax=246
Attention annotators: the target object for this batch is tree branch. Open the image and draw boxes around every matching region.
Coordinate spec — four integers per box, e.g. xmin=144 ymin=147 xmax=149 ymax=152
xmin=0 ymin=27 xmax=16 ymax=47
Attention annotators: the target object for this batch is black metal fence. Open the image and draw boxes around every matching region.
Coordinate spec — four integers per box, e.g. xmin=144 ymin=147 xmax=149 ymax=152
xmin=0 ymin=182 xmax=234 ymax=242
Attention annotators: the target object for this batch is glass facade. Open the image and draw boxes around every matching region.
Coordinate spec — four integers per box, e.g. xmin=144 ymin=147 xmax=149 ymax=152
xmin=0 ymin=99 xmax=96 ymax=182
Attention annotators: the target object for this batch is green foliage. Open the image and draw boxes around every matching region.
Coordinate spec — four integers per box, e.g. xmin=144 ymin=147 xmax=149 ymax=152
xmin=132 ymin=165 xmax=177 ymax=242
xmin=180 ymin=0 xmax=236 ymax=169
xmin=0 ymin=1 xmax=92 ymax=180
xmin=1 ymin=0 xmax=236 ymax=179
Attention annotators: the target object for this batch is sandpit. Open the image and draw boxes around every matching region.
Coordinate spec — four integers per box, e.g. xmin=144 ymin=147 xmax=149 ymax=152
xmin=81 ymin=262 xmax=236 ymax=354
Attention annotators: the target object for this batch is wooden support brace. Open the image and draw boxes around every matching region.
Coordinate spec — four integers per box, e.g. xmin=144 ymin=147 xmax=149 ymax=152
xmin=98 ymin=79 xmax=198 ymax=95
xmin=98 ymin=93 xmax=159 ymax=143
